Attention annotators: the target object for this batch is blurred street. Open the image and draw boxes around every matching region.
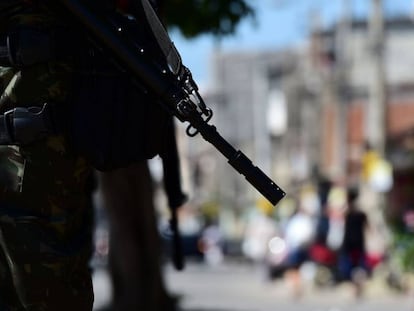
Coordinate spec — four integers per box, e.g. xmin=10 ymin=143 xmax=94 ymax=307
xmin=93 ymin=259 xmax=414 ymax=311
xmin=89 ymin=2 xmax=414 ymax=311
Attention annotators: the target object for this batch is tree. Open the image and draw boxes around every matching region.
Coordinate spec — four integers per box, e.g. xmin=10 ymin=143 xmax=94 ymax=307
xmin=158 ymin=0 xmax=255 ymax=37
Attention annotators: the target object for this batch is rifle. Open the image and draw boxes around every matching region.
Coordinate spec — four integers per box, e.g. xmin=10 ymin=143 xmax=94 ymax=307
xmin=49 ymin=0 xmax=286 ymax=206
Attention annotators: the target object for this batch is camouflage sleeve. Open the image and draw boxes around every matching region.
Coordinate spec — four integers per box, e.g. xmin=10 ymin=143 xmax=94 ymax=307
xmin=0 ymin=67 xmax=14 ymax=94
xmin=0 ymin=145 xmax=25 ymax=192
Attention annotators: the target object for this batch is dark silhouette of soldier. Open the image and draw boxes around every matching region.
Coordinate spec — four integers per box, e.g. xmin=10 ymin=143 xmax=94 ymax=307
xmin=0 ymin=1 xmax=95 ymax=309
xmin=0 ymin=0 xmax=172 ymax=310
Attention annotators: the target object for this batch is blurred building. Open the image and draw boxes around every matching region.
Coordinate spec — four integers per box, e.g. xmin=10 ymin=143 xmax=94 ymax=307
xmin=191 ymin=47 xmax=317 ymax=240
xmin=310 ymin=16 xmax=414 ymax=218
xmin=180 ymin=14 xmax=414 ymax=242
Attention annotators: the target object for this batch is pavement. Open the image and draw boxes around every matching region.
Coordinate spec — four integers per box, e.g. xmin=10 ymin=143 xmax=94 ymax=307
xmin=166 ymin=260 xmax=414 ymax=311
xmin=93 ymin=259 xmax=414 ymax=311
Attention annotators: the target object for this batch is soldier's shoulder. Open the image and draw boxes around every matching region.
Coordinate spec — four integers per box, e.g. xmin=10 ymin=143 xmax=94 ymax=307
xmin=0 ymin=1 xmax=61 ymax=30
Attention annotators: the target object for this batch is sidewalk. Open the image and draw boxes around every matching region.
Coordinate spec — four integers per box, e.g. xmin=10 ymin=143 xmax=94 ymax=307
xmin=280 ymin=265 xmax=412 ymax=302
xmin=166 ymin=260 xmax=414 ymax=311
xmin=92 ymin=261 xmax=414 ymax=311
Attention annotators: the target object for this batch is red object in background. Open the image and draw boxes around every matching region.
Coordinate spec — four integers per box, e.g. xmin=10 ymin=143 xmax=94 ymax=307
xmin=365 ymin=253 xmax=383 ymax=270
xmin=309 ymin=243 xmax=337 ymax=266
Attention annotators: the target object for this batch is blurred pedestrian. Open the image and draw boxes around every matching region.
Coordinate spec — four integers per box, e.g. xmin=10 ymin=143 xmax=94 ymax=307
xmin=338 ymin=187 xmax=369 ymax=297
xmin=199 ymin=218 xmax=224 ymax=266
xmin=314 ymin=178 xmax=333 ymax=249
xmin=283 ymin=194 xmax=317 ymax=298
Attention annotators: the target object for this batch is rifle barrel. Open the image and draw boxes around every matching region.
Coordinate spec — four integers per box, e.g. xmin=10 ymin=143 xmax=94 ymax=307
xmin=190 ymin=112 xmax=286 ymax=206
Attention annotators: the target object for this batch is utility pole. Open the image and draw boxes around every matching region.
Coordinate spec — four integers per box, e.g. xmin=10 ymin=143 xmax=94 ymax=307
xmin=334 ymin=0 xmax=352 ymax=179
xmin=367 ymin=0 xmax=387 ymax=155
xmin=363 ymin=0 xmax=391 ymax=257
xmin=253 ymin=62 xmax=272 ymax=176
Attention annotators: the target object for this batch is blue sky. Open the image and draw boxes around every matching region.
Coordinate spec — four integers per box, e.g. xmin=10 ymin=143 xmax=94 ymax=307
xmin=170 ymin=0 xmax=412 ymax=87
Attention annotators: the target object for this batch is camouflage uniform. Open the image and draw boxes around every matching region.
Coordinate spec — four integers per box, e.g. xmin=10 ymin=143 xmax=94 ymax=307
xmin=0 ymin=1 xmax=95 ymax=310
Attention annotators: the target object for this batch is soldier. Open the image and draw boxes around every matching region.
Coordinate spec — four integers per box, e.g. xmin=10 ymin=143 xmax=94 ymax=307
xmin=0 ymin=0 xmax=167 ymax=310
xmin=0 ymin=1 xmax=98 ymax=310
xmin=0 ymin=0 xmax=176 ymax=309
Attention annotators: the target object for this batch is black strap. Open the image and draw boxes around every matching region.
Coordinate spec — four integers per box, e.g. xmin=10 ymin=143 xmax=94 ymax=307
xmin=169 ymin=208 xmax=184 ymax=271
xmin=162 ymin=119 xmax=187 ymax=270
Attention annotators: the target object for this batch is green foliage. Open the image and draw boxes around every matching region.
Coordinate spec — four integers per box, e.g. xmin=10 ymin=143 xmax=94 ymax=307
xmin=392 ymin=228 xmax=414 ymax=272
xmin=159 ymin=0 xmax=255 ymax=38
